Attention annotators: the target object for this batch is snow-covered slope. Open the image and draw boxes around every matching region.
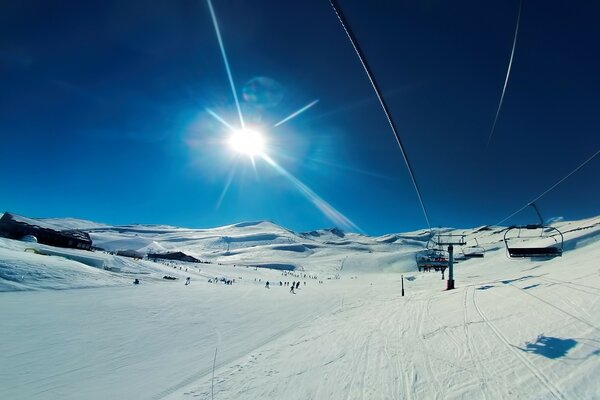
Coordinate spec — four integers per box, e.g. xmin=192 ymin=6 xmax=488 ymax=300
xmin=1 ymin=215 xmax=599 ymax=399
xmin=2 ymin=215 xmax=600 ymax=291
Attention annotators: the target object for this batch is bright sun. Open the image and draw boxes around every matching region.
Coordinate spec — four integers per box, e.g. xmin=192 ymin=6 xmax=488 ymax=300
xmin=228 ymin=129 xmax=265 ymax=156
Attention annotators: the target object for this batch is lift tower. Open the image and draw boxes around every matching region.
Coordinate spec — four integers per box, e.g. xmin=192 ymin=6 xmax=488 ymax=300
xmin=434 ymin=234 xmax=466 ymax=290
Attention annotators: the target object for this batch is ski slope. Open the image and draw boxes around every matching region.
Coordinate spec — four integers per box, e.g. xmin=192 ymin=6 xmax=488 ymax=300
xmin=1 ymin=215 xmax=600 ymax=399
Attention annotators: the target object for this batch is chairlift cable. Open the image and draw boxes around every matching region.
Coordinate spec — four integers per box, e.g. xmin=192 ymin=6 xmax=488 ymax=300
xmin=486 ymin=0 xmax=522 ymax=149
xmin=495 ymin=148 xmax=600 ymax=227
xmin=329 ymin=0 xmax=432 ymax=231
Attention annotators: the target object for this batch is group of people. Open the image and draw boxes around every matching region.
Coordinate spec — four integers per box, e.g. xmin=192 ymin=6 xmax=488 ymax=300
xmin=281 ymin=271 xmax=319 ymax=280
xmin=208 ymin=277 xmax=234 ymax=285
xmin=263 ymin=280 xmax=303 ymax=293
xmin=136 ymin=262 xmax=325 ymax=293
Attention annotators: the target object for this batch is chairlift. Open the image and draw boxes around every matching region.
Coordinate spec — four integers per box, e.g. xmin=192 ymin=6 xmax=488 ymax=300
xmin=462 ymin=238 xmax=485 ymax=258
xmin=454 ymin=250 xmax=467 ymax=261
xmin=416 ymin=249 xmax=449 ymax=269
xmin=416 ymin=233 xmax=449 ymax=271
xmin=503 ymin=203 xmax=564 ymax=258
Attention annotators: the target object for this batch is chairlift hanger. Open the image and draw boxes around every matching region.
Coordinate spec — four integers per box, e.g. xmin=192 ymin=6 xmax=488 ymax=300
xmin=503 ymin=203 xmax=564 ymax=258
xmin=462 ymin=238 xmax=485 ymax=258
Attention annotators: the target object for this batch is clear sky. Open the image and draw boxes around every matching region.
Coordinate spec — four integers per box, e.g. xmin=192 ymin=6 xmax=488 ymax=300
xmin=1 ymin=0 xmax=599 ymax=235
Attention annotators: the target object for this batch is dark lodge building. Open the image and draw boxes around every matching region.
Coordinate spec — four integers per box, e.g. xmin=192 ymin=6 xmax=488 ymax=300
xmin=0 ymin=212 xmax=93 ymax=250
xmin=148 ymin=251 xmax=201 ymax=263
xmin=116 ymin=249 xmax=144 ymax=259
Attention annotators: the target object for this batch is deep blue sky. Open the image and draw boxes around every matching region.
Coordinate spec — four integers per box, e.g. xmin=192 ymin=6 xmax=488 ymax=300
xmin=1 ymin=0 xmax=598 ymax=235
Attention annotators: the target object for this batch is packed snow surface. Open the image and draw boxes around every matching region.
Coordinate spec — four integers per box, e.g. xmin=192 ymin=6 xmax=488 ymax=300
xmin=1 ymin=216 xmax=600 ymax=399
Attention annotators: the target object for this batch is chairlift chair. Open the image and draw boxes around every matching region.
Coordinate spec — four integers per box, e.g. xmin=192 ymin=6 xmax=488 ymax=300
xmin=454 ymin=250 xmax=467 ymax=261
xmin=416 ymin=233 xmax=449 ymax=270
xmin=416 ymin=249 xmax=449 ymax=269
xmin=462 ymin=238 xmax=485 ymax=258
xmin=503 ymin=203 xmax=564 ymax=258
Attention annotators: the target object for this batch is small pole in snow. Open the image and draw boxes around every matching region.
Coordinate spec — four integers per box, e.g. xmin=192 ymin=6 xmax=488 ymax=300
xmin=401 ymin=275 xmax=405 ymax=297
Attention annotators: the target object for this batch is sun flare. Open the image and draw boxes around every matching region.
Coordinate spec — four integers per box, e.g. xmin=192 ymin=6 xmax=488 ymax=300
xmin=228 ymin=129 xmax=265 ymax=156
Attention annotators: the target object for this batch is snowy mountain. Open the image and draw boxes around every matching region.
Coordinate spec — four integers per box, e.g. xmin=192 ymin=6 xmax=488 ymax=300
xmin=2 ymin=214 xmax=600 ymax=291
xmin=1 ymin=214 xmax=600 ymax=399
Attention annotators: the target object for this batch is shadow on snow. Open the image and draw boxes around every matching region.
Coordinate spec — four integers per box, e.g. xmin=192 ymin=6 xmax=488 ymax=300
xmin=518 ymin=335 xmax=577 ymax=359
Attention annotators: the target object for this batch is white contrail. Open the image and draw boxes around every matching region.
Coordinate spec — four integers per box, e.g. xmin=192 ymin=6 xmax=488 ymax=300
xmin=273 ymin=99 xmax=320 ymax=128
xmin=207 ymin=0 xmax=245 ymax=129
xmin=486 ymin=0 xmax=523 ymax=148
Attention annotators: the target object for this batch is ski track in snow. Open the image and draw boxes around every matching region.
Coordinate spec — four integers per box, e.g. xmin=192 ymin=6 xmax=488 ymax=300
xmin=539 ymin=275 xmax=600 ymax=296
xmin=508 ymin=282 xmax=600 ymax=332
xmin=472 ymin=287 xmax=566 ymax=400
xmin=155 ymin=284 xmax=350 ymax=400
xmin=416 ymin=296 xmax=444 ymax=400
xmin=463 ymin=286 xmax=491 ymax=400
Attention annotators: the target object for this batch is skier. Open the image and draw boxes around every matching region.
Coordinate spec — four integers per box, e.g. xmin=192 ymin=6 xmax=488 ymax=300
xmin=133 ymin=278 xmax=140 ymax=285
xmin=290 ymin=284 xmax=295 ymax=294
xmin=296 ymin=281 xmax=300 ymax=289
xmin=185 ymin=277 xmax=191 ymax=285
xmin=265 ymin=281 xmax=270 ymax=289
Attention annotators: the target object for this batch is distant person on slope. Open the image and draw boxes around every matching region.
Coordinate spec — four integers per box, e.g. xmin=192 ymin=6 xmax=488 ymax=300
xmin=185 ymin=277 xmax=191 ymax=285
xmin=265 ymin=281 xmax=270 ymax=289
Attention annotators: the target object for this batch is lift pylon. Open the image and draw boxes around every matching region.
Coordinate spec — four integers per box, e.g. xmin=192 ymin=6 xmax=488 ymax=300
xmin=433 ymin=234 xmax=466 ymax=290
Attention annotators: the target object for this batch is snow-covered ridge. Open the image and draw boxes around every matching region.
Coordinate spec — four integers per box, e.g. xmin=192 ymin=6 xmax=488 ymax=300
xmin=1 ymin=213 xmax=599 ymax=292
